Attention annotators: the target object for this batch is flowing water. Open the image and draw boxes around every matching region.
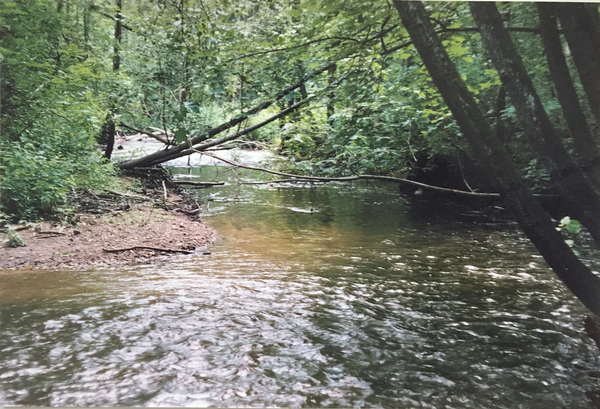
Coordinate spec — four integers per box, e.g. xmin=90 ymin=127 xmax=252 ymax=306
xmin=2 ymin=162 xmax=600 ymax=408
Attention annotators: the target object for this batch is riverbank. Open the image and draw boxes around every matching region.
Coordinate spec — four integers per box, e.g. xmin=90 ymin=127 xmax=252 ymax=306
xmin=0 ymin=181 xmax=216 ymax=270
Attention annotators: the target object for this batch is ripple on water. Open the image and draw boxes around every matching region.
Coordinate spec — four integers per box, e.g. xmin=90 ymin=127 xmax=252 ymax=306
xmin=1 ymin=175 xmax=600 ymax=407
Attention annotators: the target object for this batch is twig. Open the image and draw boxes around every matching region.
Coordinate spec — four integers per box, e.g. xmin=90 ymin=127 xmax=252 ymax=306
xmin=162 ymin=180 xmax=168 ymax=200
xmin=36 ymin=231 xmax=68 ymax=237
xmin=103 ymin=246 xmax=193 ymax=254
xmin=103 ymin=189 xmax=149 ymax=201
xmin=176 ymin=208 xmax=202 ymax=215
xmin=86 ymin=188 xmax=100 ymax=200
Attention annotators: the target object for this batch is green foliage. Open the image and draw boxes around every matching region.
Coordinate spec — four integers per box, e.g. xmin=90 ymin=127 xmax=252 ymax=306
xmin=560 ymin=216 xmax=583 ymax=234
xmin=0 ymin=0 xmax=118 ymax=220
xmin=3 ymin=226 xmax=27 ymax=248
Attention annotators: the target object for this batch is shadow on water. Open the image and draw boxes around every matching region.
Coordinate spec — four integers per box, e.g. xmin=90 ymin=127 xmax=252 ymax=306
xmin=1 ymin=165 xmax=600 ymax=407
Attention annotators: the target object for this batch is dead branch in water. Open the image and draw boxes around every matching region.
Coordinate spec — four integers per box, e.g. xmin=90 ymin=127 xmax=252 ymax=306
xmin=172 ymin=181 xmax=225 ymax=187
xmin=200 ymin=153 xmax=502 ymax=198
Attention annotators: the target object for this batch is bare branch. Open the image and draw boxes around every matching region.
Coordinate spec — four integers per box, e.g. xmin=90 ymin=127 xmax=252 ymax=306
xmin=201 ymin=153 xmax=501 ymax=198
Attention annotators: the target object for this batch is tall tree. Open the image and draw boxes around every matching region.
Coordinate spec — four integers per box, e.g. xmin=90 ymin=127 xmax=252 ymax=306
xmin=393 ymin=0 xmax=600 ymax=315
xmin=470 ymin=1 xmax=600 ymax=248
xmin=537 ymin=3 xmax=600 ymax=189
xmin=101 ymin=0 xmax=123 ymax=160
xmin=555 ymin=3 xmax=600 ymax=127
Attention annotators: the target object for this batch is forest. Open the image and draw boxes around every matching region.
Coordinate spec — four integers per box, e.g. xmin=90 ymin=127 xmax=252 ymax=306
xmin=4 ymin=0 xmax=600 ymax=406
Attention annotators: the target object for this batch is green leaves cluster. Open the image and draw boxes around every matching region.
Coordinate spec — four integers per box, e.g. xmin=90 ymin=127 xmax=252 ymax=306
xmin=0 ymin=0 xmax=118 ymax=220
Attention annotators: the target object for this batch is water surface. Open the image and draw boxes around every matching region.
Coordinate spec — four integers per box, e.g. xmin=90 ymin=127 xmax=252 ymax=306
xmin=1 ymin=165 xmax=600 ymax=408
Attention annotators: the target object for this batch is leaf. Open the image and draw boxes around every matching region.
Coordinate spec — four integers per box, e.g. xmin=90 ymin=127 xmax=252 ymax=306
xmin=184 ymin=101 xmax=199 ymax=113
xmin=174 ymin=128 xmax=188 ymax=144
xmin=560 ymin=216 xmax=582 ymax=233
xmin=448 ymin=45 xmax=468 ymax=57
xmin=559 ymin=216 xmax=571 ymax=226
xmin=566 ymin=220 xmax=582 ymax=234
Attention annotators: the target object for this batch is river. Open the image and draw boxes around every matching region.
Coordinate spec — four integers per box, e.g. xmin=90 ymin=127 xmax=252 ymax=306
xmin=1 ymin=157 xmax=600 ymax=407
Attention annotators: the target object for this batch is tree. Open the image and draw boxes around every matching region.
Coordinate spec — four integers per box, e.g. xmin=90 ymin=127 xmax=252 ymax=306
xmin=100 ymin=0 xmax=123 ymax=160
xmin=555 ymin=3 xmax=600 ymax=127
xmin=537 ymin=3 xmax=600 ymax=189
xmin=470 ymin=2 xmax=600 ymax=248
xmin=393 ymin=0 xmax=600 ymax=315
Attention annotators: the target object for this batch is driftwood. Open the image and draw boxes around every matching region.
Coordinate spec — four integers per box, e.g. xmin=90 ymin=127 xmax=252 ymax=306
xmin=176 ymin=208 xmax=202 ymax=215
xmin=36 ymin=231 xmax=67 ymax=237
xmin=172 ymin=181 xmax=225 ymax=187
xmin=103 ymin=246 xmax=193 ymax=254
xmin=100 ymin=189 xmax=150 ymax=201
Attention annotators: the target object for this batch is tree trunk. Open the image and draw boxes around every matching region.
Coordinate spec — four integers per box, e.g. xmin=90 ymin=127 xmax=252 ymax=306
xmin=119 ymin=96 xmax=312 ymax=168
xmin=103 ymin=0 xmax=123 ymax=160
xmin=585 ymin=3 xmax=600 ymax=35
xmin=327 ymin=63 xmax=337 ymax=122
xmin=393 ymin=1 xmax=600 ymax=316
xmin=495 ymin=85 xmax=507 ymax=144
xmin=117 ymin=63 xmax=334 ymax=169
xmin=537 ymin=3 xmax=600 ymax=189
xmin=556 ymin=3 xmax=600 ymax=127
xmin=470 ymin=1 xmax=600 ymax=248
xmin=83 ymin=1 xmax=91 ymax=51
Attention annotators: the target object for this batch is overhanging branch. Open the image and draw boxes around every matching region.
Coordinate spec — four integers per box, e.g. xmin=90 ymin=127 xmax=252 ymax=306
xmin=200 ymin=153 xmax=502 ymax=198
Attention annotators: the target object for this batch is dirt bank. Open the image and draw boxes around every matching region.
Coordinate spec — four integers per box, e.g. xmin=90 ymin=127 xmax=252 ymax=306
xmin=1 ymin=181 xmax=216 ymax=270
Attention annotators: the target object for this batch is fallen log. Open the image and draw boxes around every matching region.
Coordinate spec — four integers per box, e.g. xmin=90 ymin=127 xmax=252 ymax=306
xmin=172 ymin=181 xmax=225 ymax=187
xmin=116 ymin=63 xmax=334 ymax=169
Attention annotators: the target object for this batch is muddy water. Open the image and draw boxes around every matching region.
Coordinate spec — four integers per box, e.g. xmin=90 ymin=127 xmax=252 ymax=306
xmin=1 ymin=165 xmax=600 ymax=407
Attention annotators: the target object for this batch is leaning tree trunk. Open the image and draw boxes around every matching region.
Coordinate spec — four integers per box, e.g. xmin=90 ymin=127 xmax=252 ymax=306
xmin=537 ymin=3 xmax=600 ymax=189
xmin=470 ymin=1 xmax=600 ymax=248
xmin=556 ymin=3 xmax=600 ymax=127
xmin=117 ymin=63 xmax=335 ymax=169
xmin=393 ymin=0 xmax=600 ymax=316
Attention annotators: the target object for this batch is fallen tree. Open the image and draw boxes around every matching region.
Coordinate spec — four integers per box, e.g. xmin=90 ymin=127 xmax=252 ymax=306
xmin=116 ymin=63 xmax=334 ymax=170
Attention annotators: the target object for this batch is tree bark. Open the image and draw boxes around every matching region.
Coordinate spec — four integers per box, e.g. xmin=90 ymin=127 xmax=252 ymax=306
xmin=585 ymin=3 xmax=600 ymax=36
xmin=470 ymin=1 xmax=600 ymax=248
xmin=393 ymin=1 xmax=600 ymax=316
xmin=327 ymin=63 xmax=337 ymax=121
xmin=119 ymin=97 xmax=312 ymax=168
xmin=117 ymin=63 xmax=334 ymax=169
xmin=495 ymin=85 xmax=507 ymax=144
xmin=537 ymin=3 xmax=600 ymax=189
xmin=103 ymin=0 xmax=123 ymax=160
xmin=556 ymin=3 xmax=600 ymax=127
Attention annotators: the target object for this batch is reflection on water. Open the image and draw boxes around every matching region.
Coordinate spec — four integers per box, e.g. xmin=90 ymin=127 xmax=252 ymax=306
xmin=1 ymin=166 xmax=600 ymax=407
